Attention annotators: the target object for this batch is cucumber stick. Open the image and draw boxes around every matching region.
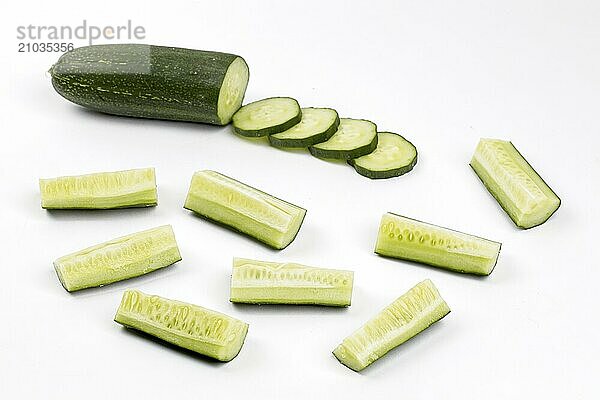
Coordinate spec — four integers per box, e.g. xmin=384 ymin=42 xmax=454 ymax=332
xmin=349 ymin=132 xmax=417 ymax=179
xmin=50 ymin=44 xmax=249 ymax=125
xmin=39 ymin=168 xmax=157 ymax=209
xmin=470 ymin=138 xmax=560 ymax=229
xmin=230 ymin=258 xmax=354 ymax=306
xmin=184 ymin=170 xmax=306 ymax=249
xmin=269 ymin=108 xmax=340 ymax=148
xmin=309 ymin=118 xmax=378 ymax=159
xmin=375 ymin=213 xmax=501 ymax=275
xmin=333 ymin=279 xmax=450 ymax=371
xmin=54 ymin=225 xmax=181 ymax=292
xmin=233 ymin=97 xmax=302 ymax=137
xmin=115 ymin=290 xmax=248 ymax=361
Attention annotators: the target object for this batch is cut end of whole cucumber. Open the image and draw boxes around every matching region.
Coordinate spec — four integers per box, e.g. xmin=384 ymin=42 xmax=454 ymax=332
xmin=375 ymin=213 xmax=501 ymax=275
xmin=217 ymin=57 xmax=249 ymax=125
xmin=232 ymin=97 xmax=302 ymax=137
xmin=184 ymin=170 xmax=306 ymax=249
xmin=333 ymin=279 xmax=450 ymax=371
xmin=230 ymin=257 xmax=354 ymax=306
xmin=115 ymin=290 xmax=249 ymax=361
xmin=39 ymin=168 xmax=157 ymax=210
xmin=349 ymin=132 xmax=417 ymax=179
xmin=309 ymin=118 xmax=378 ymax=160
xmin=470 ymin=138 xmax=561 ymax=229
xmin=54 ymin=225 xmax=181 ymax=292
xmin=268 ymin=108 xmax=340 ymax=148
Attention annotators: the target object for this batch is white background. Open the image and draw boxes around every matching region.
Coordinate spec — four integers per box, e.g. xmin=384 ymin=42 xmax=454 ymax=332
xmin=1 ymin=1 xmax=599 ymax=398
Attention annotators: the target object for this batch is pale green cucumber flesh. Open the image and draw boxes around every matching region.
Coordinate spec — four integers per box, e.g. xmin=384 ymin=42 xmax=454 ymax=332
xmin=230 ymin=257 xmax=354 ymax=306
xmin=309 ymin=118 xmax=378 ymax=159
xmin=349 ymin=132 xmax=417 ymax=179
xmin=217 ymin=57 xmax=251 ymax=124
xmin=115 ymin=290 xmax=248 ymax=361
xmin=268 ymin=108 xmax=340 ymax=147
xmin=232 ymin=97 xmax=302 ymax=137
xmin=50 ymin=44 xmax=249 ymax=125
xmin=470 ymin=138 xmax=561 ymax=229
xmin=39 ymin=168 xmax=157 ymax=209
xmin=54 ymin=225 xmax=181 ymax=292
xmin=375 ymin=213 xmax=501 ymax=275
xmin=333 ymin=279 xmax=450 ymax=371
xmin=184 ymin=170 xmax=306 ymax=249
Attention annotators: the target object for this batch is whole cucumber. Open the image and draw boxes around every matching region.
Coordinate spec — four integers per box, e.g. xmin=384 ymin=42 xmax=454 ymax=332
xmin=50 ymin=44 xmax=249 ymax=125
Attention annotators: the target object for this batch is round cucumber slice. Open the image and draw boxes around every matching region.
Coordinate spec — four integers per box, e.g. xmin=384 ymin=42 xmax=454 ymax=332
xmin=348 ymin=132 xmax=417 ymax=179
xmin=232 ymin=97 xmax=302 ymax=137
xmin=308 ymin=118 xmax=378 ymax=160
xmin=268 ymin=108 xmax=340 ymax=148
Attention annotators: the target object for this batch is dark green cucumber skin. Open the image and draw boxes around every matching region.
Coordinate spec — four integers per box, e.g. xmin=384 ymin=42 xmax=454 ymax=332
xmin=308 ymin=133 xmax=378 ymax=160
xmin=348 ymin=154 xmax=417 ymax=179
xmin=233 ymin=98 xmax=302 ymax=137
xmin=469 ymin=141 xmax=561 ymax=229
xmin=375 ymin=213 xmax=502 ymax=276
xmin=186 ymin=211 xmax=305 ymax=250
xmin=268 ymin=110 xmax=340 ymax=148
xmin=50 ymin=44 xmax=246 ymax=125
